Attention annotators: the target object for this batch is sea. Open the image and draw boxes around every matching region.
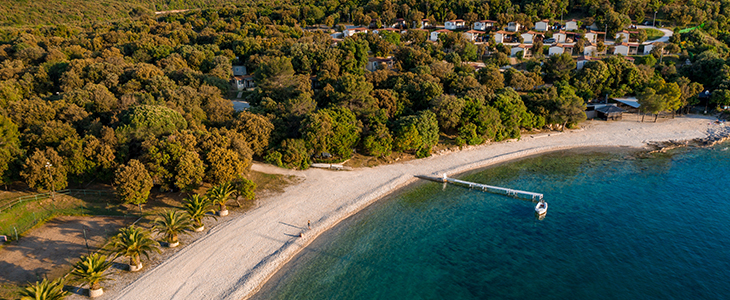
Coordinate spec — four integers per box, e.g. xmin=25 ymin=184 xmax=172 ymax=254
xmin=252 ymin=145 xmax=730 ymax=300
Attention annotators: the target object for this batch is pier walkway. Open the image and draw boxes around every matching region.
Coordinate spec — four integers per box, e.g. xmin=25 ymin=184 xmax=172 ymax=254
xmin=417 ymin=174 xmax=544 ymax=201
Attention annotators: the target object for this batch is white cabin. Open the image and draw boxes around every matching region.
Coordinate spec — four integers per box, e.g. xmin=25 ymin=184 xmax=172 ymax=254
xmin=535 ymin=20 xmax=550 ymax=32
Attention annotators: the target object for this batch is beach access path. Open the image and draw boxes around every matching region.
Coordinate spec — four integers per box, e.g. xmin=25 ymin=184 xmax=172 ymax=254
xmin=109 ymin=115 xmax=718 ymax=300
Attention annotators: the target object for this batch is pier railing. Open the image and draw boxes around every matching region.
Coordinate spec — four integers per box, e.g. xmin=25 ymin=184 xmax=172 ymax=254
xmin=417 ymin=175 xmax=543 ymax=201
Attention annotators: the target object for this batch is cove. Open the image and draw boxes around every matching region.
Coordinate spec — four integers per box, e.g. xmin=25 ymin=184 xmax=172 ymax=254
xmin=252 ymin=145 xmax=730 ymax=300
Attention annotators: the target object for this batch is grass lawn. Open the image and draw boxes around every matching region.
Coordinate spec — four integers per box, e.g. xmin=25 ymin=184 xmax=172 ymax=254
xmin=644 ymin=28 xmax=664 ymax=41
xmin=0 ymin=193 xmax=125 ymax=240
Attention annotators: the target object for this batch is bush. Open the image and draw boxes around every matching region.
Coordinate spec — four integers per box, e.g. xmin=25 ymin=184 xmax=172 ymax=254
xmin=264 ymin=151 xmax=283 ymax=167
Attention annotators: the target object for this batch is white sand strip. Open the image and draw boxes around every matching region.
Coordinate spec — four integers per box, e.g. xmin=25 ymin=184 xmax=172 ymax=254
xmin=111 ymin=116 xmax=721 ymax=300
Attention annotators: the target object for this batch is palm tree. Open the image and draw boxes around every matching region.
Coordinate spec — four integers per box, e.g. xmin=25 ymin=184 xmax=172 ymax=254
xmin=19 ymin=277 xmax=68 ymax=300
xmin=207 ymin=182 xmax=234 ymax=216
xmin=71 ymin=253 xmax=113 ymax=298
xmin=107 ymin=225 xmax=160 ymax=272
xmin=183 ymin=194 xmax=216 ymax=231
xmin=153 ymin=210 xmax=193 ymax=247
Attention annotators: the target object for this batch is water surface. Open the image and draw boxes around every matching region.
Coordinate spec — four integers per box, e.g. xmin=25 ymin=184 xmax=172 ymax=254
xmin=254 ymin=146 xmax=730 ymax=300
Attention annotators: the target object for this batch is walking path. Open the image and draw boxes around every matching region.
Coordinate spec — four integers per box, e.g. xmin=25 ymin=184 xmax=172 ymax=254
xmin=110 ymin=116 xmax=719 ymax=300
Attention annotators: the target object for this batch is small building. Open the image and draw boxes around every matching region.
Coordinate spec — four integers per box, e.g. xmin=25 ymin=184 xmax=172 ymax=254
xmin=511 ymin=44 xmax=532 ymax=57
xmin=584 ymin=31 xmax=603 ymax=44
xmin=473 ymin=20 xmax=496 ymax=31
xmin=595 ymin=105 xmax=626 ymax=120
xmin=615 ymin=30 xmax=631 ymax=43
xmin=232 ymin=65 xmax=247 ymax=76
xmin=565 ymin=19 xmax=579 ymax=31
xmin=430 ymin=29 xmax=451 ymax=41
xmin=493 ymin=30 xmax=511 ymax=44
xmin=420 ymin=19 xmax=431 ymax=29
xmin=391 ymin=18 xmax=406 ymax=29
xmin=583 ymin=44 xmax=597 ymax=56
xmin=611 ymin=97 xmax=641 ymax=112
xmin=548 ymin=44 xmax=573 ymax=56
xmin=366 ymin=57 xmax=394 ymax=72
xmin=231 ymin=75 xmax=255 ymax=90
xmin=535 ymin=20 xmax=550 ymax=31
xmin=553 ymin=31 xmax=567 ymax=43
xmin=373 ymin=28 xmax=400 ymax=35
xmin=521 ymin=31 xmax=540 ymax=44
xmin=344 ymin=27 xmax=368 ymax=37
xmin=507 ymin=22 xmax=521 ymax=32
xmin=465 ymin=61 xmax=487 ymax=70
xmin=643 ymin=43 xmax=655 ymax=55
xmin=464 ymin=30 xmax=484 ymax=42
xmin=613 ymin=43 xmax=639 ymax=56
xmin=445 ymin=19 xmax=466 ymax=30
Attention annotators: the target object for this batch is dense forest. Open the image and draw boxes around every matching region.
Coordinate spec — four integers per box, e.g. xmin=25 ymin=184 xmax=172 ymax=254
xmin=0 ymin=0 xmax=729 ymax=201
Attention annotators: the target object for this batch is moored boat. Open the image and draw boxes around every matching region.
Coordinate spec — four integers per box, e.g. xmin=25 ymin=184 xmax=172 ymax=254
xmin=535 ymin=200 xmax=548 ymax=215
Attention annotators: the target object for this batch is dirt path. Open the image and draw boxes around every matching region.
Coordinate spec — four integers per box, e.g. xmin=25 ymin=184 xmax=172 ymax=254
xmin=0 ymin=216 xmax=133 ymax=285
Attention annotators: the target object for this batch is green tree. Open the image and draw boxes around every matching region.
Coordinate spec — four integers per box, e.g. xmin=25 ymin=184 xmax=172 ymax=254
xmin=431 ymin=94 xmax=465 ymax=131
xmin=231 ymin=112 xmax=274 ymax=157
xmin=544 ymin=53 xmax=575 ymax=82
xmin=174 ymin=150 xmax=205 ymax=191
xmin=476 ymin=66 xmax=505 ymax=92
xmin=114 ymin=159 xmax=153 ymax=210
xmin=710 ymin=89 xmax=730 ymax=110
xmin=116 ymin=105 xmax=188 ymax=141
xmin=107 ymin=225 xmax=160 ymax=271
xmin=71 ymin=253 xmax=113 ymax=296
xmin=301 ymin=107 xmax=361 ymax=158
xmin=233 ymin=176 xmax=257 ymax=204
xmin=329 ymin=73 xmax=377 ymax=114
xmin=0 ymin=114 xmax=21 ymax=187
xmin=362 ymin=122 xmax=393 ymax=158
xmin=183 ymin=194 xmax=216 ymax=230
xmin=279 ymin=139 xmax=310 ymax=169
xmin=207 ymin=181 xmax=235 ymax=216
xmin=205 ymin=147 xmax=245 ymax=184
xmin=153 ymin=210 xmax=193 ymax=247
xmin=19 ymin=277 xmax=68 ymax=300
xmin=393 ymin=110 xmax=439 ymax=157
xmin=393 ymin=123 xmax=421 ymax=153
xmin=21 ymin=148 xmax=67 ymax=192
xmin=456 ymin=123 xmax=485 ymax=146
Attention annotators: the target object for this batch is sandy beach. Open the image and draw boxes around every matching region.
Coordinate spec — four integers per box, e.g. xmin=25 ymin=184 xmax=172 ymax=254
xmin=103 ymin=115 xmax=724 ymax=300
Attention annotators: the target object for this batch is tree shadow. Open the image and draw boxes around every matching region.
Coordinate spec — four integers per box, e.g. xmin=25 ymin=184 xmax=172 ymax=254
xmin=0 ymin=217 xmax=129 ymax=284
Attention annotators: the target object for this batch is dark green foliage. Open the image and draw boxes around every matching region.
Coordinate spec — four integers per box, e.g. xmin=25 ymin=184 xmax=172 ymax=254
xmin=21 ymin=148 xmax=68 ymax=192
xmin=117 ymin=105 xmax=188 ymax=142
xmin=279 ymin=139 xmax=310 ymax=169
xmin=456 ymin=123 xmax=485 ymax=146
xmin=393 ymin=110 xmax=439 ymax=158
xmin=114 ymin=159 xmax=153 ymax=206
xmin=0 ymin=115 xmax=20 ymax=185
xmin=301 ymin=107 xmax=361 ymax=159
xmin=0 ymin=0 xmax=712 ymax=193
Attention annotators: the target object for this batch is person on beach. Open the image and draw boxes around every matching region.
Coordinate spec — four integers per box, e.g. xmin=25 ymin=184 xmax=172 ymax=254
xmin=308 ymin=220 xmax=311 ymax=229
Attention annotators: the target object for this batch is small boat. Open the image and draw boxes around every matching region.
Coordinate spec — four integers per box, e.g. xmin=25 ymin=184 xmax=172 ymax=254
xmin=535 ymin=200 xmax=548 ymax=215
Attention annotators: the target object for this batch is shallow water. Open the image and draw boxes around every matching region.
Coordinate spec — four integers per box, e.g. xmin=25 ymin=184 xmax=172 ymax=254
xmin=253 ymin=146 xmax=730 ymax=300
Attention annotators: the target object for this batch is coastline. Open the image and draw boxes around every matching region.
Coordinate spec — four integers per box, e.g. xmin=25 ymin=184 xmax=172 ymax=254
xmin=108 ymin=115 xmax=725 ymax=300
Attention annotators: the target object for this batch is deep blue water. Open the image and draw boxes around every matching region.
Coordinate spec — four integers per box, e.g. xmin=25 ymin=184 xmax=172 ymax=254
xmin=253 ymin=145 xmax=730 ymax=300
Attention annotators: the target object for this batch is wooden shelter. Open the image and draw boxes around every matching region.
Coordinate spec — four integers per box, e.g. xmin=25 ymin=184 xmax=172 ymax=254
xmin=596 ymin=105 xmax=626 ymax=120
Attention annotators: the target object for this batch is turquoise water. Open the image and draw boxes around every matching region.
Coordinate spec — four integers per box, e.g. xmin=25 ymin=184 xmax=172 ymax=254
xmin=253 ymin=146 xmax=730 ymax=300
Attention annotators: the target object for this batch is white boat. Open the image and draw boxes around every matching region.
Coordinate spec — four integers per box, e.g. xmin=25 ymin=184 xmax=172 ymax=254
xmin=535 ymin=200 xmax=548 ymax=215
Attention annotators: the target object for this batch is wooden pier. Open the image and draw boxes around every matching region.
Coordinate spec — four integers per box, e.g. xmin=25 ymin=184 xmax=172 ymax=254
xmin=416 ymin=175 xmax=544 ymax=201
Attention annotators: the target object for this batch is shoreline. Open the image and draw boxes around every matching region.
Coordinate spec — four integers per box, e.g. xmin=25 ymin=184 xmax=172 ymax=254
xmin=108 ymin=115 xmax=726 ymax=300
xmin=247 ymin=144 xmax=640 ymax=298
